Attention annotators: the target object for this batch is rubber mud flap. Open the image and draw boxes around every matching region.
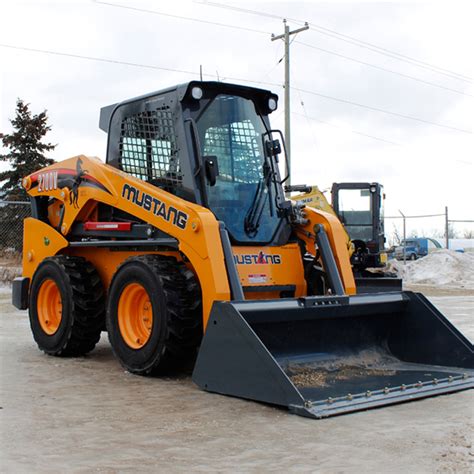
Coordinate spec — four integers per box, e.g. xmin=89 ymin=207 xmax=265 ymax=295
xmin=192 ymin=292 xmax=474 ymax=418
xmin=12 ymin=277 xmax=29 ymax=310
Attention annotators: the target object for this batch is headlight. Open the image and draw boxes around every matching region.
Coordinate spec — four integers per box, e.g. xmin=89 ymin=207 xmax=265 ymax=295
xmin=191 ymin=87 xmax=203 ymax=100
xmin=268 ymin=97 xmax=277 ymax=111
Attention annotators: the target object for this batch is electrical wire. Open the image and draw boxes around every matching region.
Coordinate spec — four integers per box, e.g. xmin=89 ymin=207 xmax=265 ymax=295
xmin=295 ymin=92 xmax=320 ymax=152
xmin=0 ymin=43 xmax=208 ymax=76
xmin=93 ymin=0 xmax=269 ymax=35
xmin=96 ymin=0 xmax=472 ymax=96
xmin=200 ymin=1 xmax=473 ymax=83
xmin=1 ymin=43 xmax=471 ymax=134
xmin=258 ymin=42 xmax=284 ymax=82
xmin=385 ymin=214 xmax=445 ymax=218
xmin=294 ymin=41 xmax=472 ymax=97
xmin=294 ymin=86 xmax=472 ymax=134
xmin=292 ymin=111 xmax=401 ymax=146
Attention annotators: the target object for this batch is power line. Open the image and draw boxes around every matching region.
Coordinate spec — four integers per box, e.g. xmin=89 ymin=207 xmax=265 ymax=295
xmin=292 ymin=111 xmax=401 ymax=146
xmin=295 ymin=41 xmax=472 ymax=97
xmin=258 ymin=44 xmax=284 ymax=82
xmin=0 ymin=43 xmax=207 ymax=76
xmin=97 ymin=0 xmax=472 ymax=97
xmin=294 ymin=87 xmax=472 ymax=134
xmin=307 ymin=26 xmax=472 ymax=83
xmin=296 ymin=93 xmax=320 ymax=155
xmin=1 ymin=43 xmax=471 ymax=135
xmin=201 ymin=1 xmax=473 ymax=83
xmin=93 ymin=0 xmax=269 ymax=35
xmin=385 ymin=213 xmax=445 ymax=219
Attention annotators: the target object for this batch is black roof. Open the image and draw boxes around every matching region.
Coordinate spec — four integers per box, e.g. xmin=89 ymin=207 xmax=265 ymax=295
xmin=99 ymin=81 xmax=277 ymax=133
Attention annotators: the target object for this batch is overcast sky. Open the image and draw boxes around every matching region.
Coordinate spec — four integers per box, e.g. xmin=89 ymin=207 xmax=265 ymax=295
xmin=1 ymin=0 xmax=473 ymax=237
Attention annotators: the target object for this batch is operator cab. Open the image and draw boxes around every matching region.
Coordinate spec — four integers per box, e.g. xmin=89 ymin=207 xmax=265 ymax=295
xmin=100 ymin=81 xmax=292 ymax=246
xmin=331 ymin=182 xmax=385 ymax=269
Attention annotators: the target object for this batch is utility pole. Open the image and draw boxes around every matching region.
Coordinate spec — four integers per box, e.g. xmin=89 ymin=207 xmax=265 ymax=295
xmin=445 ymin=206 xmax=449 ymax=250
xmin=271 ymin=19 xmax=309 ymax=188
xmin=399 ymin=210 xmax=406 ymax=265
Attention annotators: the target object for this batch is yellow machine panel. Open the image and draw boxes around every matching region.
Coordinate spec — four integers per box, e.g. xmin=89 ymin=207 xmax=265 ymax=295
xmin=233 ymin=244 xmax=306 ymax=297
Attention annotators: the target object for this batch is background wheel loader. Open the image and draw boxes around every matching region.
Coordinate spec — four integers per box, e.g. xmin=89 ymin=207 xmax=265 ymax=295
xmin=12 ymin=81 xmax=473 ymax=418
xmin=292 ymin=182 xmax=402 ymax=293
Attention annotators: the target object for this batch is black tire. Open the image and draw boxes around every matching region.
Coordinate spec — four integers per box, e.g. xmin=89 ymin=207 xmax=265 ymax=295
xmin=29 ymin=256 xmax=105 ymax=356
xmin=106 ymin=255 xmax=202 ymax=375
xmin=306 ymin=265 xmax=327 ymax=296
xmin=410 ymin=253 xmax=417 ymax=261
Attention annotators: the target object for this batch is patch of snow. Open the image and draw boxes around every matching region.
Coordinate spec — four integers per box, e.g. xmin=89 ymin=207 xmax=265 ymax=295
xmin=0 ymin=265 xmax=21 ymax=284
xmin=386 ymin=250 xmax=474 ymax=289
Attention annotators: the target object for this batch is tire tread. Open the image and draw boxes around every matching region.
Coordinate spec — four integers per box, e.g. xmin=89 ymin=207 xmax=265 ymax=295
xmin=37 ymin=256 xmax=105 ymax=356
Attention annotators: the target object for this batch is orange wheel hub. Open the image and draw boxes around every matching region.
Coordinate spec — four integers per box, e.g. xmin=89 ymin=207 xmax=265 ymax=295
xmin=118 ymin=283 xmax=153 ymax=349
xmin=37 ymin=279 xmax=62 ymax=335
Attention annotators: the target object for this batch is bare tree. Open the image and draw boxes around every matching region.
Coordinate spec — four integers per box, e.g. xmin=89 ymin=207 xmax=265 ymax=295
xmin=430 ymin=228 xmax=444 ymax=238
xmin=391 ymin=223 xmax=402 ymax=245
xmin=446 ymin=223 xmax=458 ymax=239
xmin=462 ymin=228 xmax=474 ymax=239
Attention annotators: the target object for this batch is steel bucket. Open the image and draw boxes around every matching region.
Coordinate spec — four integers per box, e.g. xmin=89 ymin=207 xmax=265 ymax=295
xmin=192 ymin=292 xmax=473 ymax=418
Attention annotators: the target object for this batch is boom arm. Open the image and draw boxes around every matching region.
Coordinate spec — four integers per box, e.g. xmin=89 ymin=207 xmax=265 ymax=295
xmin=295 ymin=206 xmax=356 ymax=295
xmin=22 ymin=155 xmax=231 ymax=327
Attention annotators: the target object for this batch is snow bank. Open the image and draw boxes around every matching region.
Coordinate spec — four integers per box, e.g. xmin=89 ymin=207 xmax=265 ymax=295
xmin=386 ymin=250 xmax=474 ymax=289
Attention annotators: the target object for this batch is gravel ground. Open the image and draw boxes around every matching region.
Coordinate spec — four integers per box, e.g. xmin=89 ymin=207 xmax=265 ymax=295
xmin=0 ymin=286 xmax=473 ymax=473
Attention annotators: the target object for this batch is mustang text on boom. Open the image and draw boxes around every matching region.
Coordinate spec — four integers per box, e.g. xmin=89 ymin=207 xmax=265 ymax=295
xmin=121 ymin=184 xmax=188 ymax=230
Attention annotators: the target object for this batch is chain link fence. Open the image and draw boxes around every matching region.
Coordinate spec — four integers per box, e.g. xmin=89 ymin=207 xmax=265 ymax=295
xmin=0 ymin=200 xmax=31 ymax=258
xmin=0 ymin=199 xmax=472 ymax=259
xmin=385 ymin=209 xmax=474 ymax=251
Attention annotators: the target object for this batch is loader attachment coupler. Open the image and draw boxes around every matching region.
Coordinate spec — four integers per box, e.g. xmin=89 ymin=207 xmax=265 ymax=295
xmin=192 ymin=292 xmax=474 ymax=418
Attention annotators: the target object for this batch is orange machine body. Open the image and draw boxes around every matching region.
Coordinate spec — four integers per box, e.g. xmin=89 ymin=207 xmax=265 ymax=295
xmin=22 ymin=155 xmax=355 ymax=328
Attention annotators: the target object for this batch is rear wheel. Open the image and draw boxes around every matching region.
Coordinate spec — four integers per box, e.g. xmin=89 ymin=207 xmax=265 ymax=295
xmin=106 ymin=255 xmax=202 ymax=375
xmin=29 ymin=256 xmax=105 ymax=356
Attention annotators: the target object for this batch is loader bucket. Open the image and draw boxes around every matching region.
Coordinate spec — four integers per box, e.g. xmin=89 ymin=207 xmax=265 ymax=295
xmin=192 ymin=292 xmax=474 ymax=418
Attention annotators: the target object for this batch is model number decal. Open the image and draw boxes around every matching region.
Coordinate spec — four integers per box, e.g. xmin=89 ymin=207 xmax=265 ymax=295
xmin=37 ymin=171 xmax=58 ymax=192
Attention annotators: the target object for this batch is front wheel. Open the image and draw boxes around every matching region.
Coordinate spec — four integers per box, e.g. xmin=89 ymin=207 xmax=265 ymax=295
xmin=106 ymin=255 xmax=202 ymax=375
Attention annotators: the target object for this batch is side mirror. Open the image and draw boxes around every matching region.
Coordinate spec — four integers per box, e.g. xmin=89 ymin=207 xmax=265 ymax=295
xmin=204 ymin=155 xmax=219 ymax=186
xmin=265 ymin=139 xmax=281 ymax=158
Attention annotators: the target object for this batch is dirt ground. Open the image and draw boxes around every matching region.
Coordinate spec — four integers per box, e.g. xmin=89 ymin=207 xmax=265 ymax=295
xmin=1 ymin=286 xmax=473 ymax=473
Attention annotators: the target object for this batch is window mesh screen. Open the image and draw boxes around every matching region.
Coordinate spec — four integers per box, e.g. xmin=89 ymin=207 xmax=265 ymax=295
xmin=119 ymin=107 xmax=181 ymax=186
xmin=203 ymin=120 xmax=261 ymax=183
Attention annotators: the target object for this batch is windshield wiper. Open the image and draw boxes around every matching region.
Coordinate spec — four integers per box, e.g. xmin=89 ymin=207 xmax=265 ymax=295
xmin=244 ymin=161 xmax=272 ymax=237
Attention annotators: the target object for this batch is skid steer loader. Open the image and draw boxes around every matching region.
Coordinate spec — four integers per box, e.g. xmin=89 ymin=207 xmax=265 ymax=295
xmin=292 ymin=183 xmax=402 ymax=293
xmin=12 ymin=81 xmax=473 ymax=418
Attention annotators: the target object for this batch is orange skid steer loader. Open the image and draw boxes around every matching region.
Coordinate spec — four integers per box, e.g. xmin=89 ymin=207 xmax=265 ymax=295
xmin=12 ymin=82 xmax=473 ymax=418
